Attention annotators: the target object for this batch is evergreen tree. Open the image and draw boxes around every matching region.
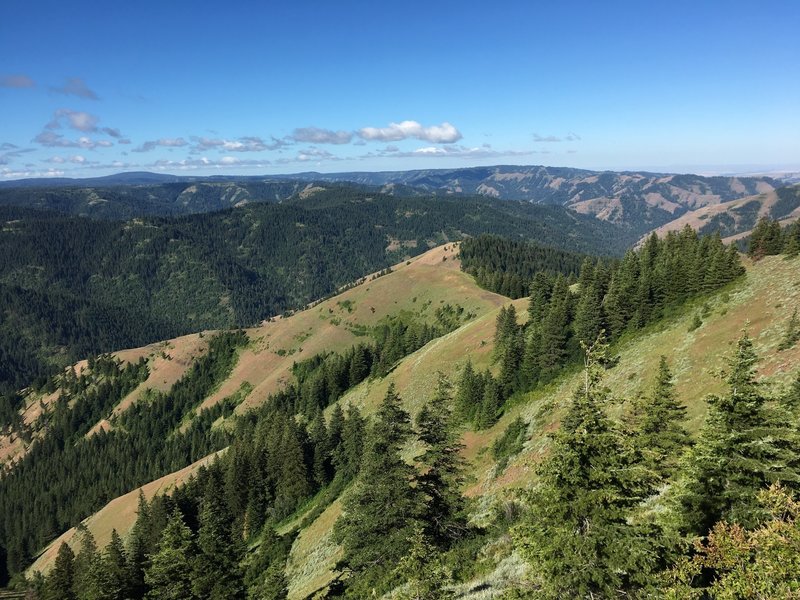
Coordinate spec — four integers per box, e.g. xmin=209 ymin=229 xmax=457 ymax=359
xmin=334 ymin=404 xmax=365 ymax=482
xmin=97 ymin=530 xmax=130 ymax=600
xmin=416 ymin=376 xmax=468 ymax=546
xmin=193 ymin=470 xmax=245 ymax=600
xmin=334 ymin=384 xmax=425 ymax=594
xmin=308 ymin=410 xmax=331 ymax=487
xmin=454 ymin=360 xmax=482 ymax=423
xmin=537 ymin=275 xmax=572 ymax=378
xmin=784 ymin=220 xmax=800 ymax=257
xmin=244 ymin=522 xmax=290 ymax=599
xmin=748 ymin=216 xmax=784 ymax=259
xmin=527 ymin=271 xmax=553 ymax=326
xmin=778 ymin=308 xmax=800 ymax=351
xmin=72 ymin=529 xmax=101 ymax=600
xmin=144 ymin=510 xmax=197 ymax=600
xmin=628 ymin=357 xmax=691 ymax=480
xmin=272 ymin=420 xmax=311 ymax=517
xmin=395 ymin=525 xmax=454 ymax=600
xmin=572 ymin=259 xmax=604 ymax=346
xmin=45 ymin=543 xmax=76 ymax=600
xmin=513 ymin=336 xmax=656 ymax=598
xmin=126 ymin=491 xmax=150 ymax=599
xmin=476 ymin=375 xmax=501 ymax=429
xmin=247 ymin=563 xmax=288 ymax=600
xmin=674 ymin=331 xmax=800 ymax=534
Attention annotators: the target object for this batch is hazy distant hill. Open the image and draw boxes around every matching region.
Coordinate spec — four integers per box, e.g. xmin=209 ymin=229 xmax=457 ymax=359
xmin=0 ymin=166 xmax=786 ymax=236
xmin=283 ymin=165 xmax=780 ymax=234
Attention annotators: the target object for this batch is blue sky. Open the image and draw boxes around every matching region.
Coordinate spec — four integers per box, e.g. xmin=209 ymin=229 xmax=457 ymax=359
xmin=1 ymin=0 xmax=799 ymax=179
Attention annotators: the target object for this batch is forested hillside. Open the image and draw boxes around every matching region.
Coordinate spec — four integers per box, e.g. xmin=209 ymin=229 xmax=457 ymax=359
xmin=0 ymin=189 xmax=628 ymax=394
xmin=3 ymin=218 xmax=798 ymax=598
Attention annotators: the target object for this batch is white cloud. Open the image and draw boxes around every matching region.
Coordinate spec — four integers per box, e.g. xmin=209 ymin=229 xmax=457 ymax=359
xmin=191 ymin=136 xmax=288 ymax=152
xmin=362 ymin=144 xmax=536 ymax=160
xmin=358 ymin=120 xmax=462 ymax=143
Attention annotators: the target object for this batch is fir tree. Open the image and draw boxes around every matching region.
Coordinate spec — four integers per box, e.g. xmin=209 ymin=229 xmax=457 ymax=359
xmin=416 ymin=375 xmax=468 ymax=546
xmin=537 ymin=275 xmax=572 ymax=378
xmin=527 ymin=271 xmax=552 ymax=326
xmin=72 ymin=529 xmax=101 ymax=600
xmin=476 ymin=374 xmax=501 ymax=429
xmin=454 ymin=360 xmax=482 ymax=423
xmin=674 ymin=331 xmax=800 ymax=534
xmin=193 ymin=470 xmax=245 ymax=600
xmin=778 ymin=308 xmax=800 ymax=351
xmin=126 ymin=491 xmax=150 ymax=600
xmin=334 ymin=384 xmax=425 ymax=594
xmin=628 ymin=356 xmax=691 ymax=480
xmin=45 ymin=543 xmax=76 ymax=600
xmin=395 ymin=525 xmax=454 ymax=600
xmin=513 ymin=336 xmax=656 ymax=598
xmin=97 ymin=530 xmax=130 ymax=600
xmin=144 ymin=510 xmax=197 ymax=600
xmin=337 ymin=404 xmax=366 ymax=483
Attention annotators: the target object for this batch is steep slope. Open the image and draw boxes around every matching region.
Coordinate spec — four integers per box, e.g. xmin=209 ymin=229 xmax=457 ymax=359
xmin=18 ymin=243 xmax=509 ymax=574
xmin=283 ymin=254 xmax=800 ymax=597
xmin=646 ymin=184 xmax=800 ymax=243
xmin=22 ymin=250 xmax=800 ymax=597
xmin=0 ymin=190 xmax=625 ymax=393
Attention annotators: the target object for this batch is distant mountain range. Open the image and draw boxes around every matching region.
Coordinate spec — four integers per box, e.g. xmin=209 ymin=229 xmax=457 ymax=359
xmin=1 ymin=165 xmax=799 ymax=237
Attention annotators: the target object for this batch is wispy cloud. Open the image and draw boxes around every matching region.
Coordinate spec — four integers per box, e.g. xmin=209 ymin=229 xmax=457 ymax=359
xmin=2 ymin=167 xmax=66 ymax=179
xmin=365 ymin=144 xmax=533 ymax=160
xmin=191 ymin=135 xmax=288 ymax=152
xmin=33 ymin=131 xmax=113 ymax=149
xmin=133 ymin=138 xmax=189 ymax=152
xmin=0 ymin=143 xmax=35 ymax=165
xmin=358 ymin=120 xmax=462 ymax=144
xmin=289 ymin=127 xmax=352 ymax=145
xmin=1 ymin=74 xmax=36 ymax=89
xmin=50 ymin=77 xmax=99 ymax=100
xmin=296 ymin=147 xmax=339 ymax=161
xmin=532 ymin=132 xmax=581 ymax=143
xmin=45 ymin=155 xmax=98 ymax=165
xmin=147 ymin=156 xmax=272 ymax=170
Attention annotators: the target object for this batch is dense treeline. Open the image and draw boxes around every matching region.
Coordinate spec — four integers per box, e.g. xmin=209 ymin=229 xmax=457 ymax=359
xmin=747 ymin=215 xmax=800 ymax=259
xmin=0 ymin=189 xmax=631 ymax=393
xmin=459 ymin=234 xmax=596 ymax=298
xmin=30 ymin=376 xmax=468 ymax=599
xmin=455 ymin=227 xmax=745 ymax=429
